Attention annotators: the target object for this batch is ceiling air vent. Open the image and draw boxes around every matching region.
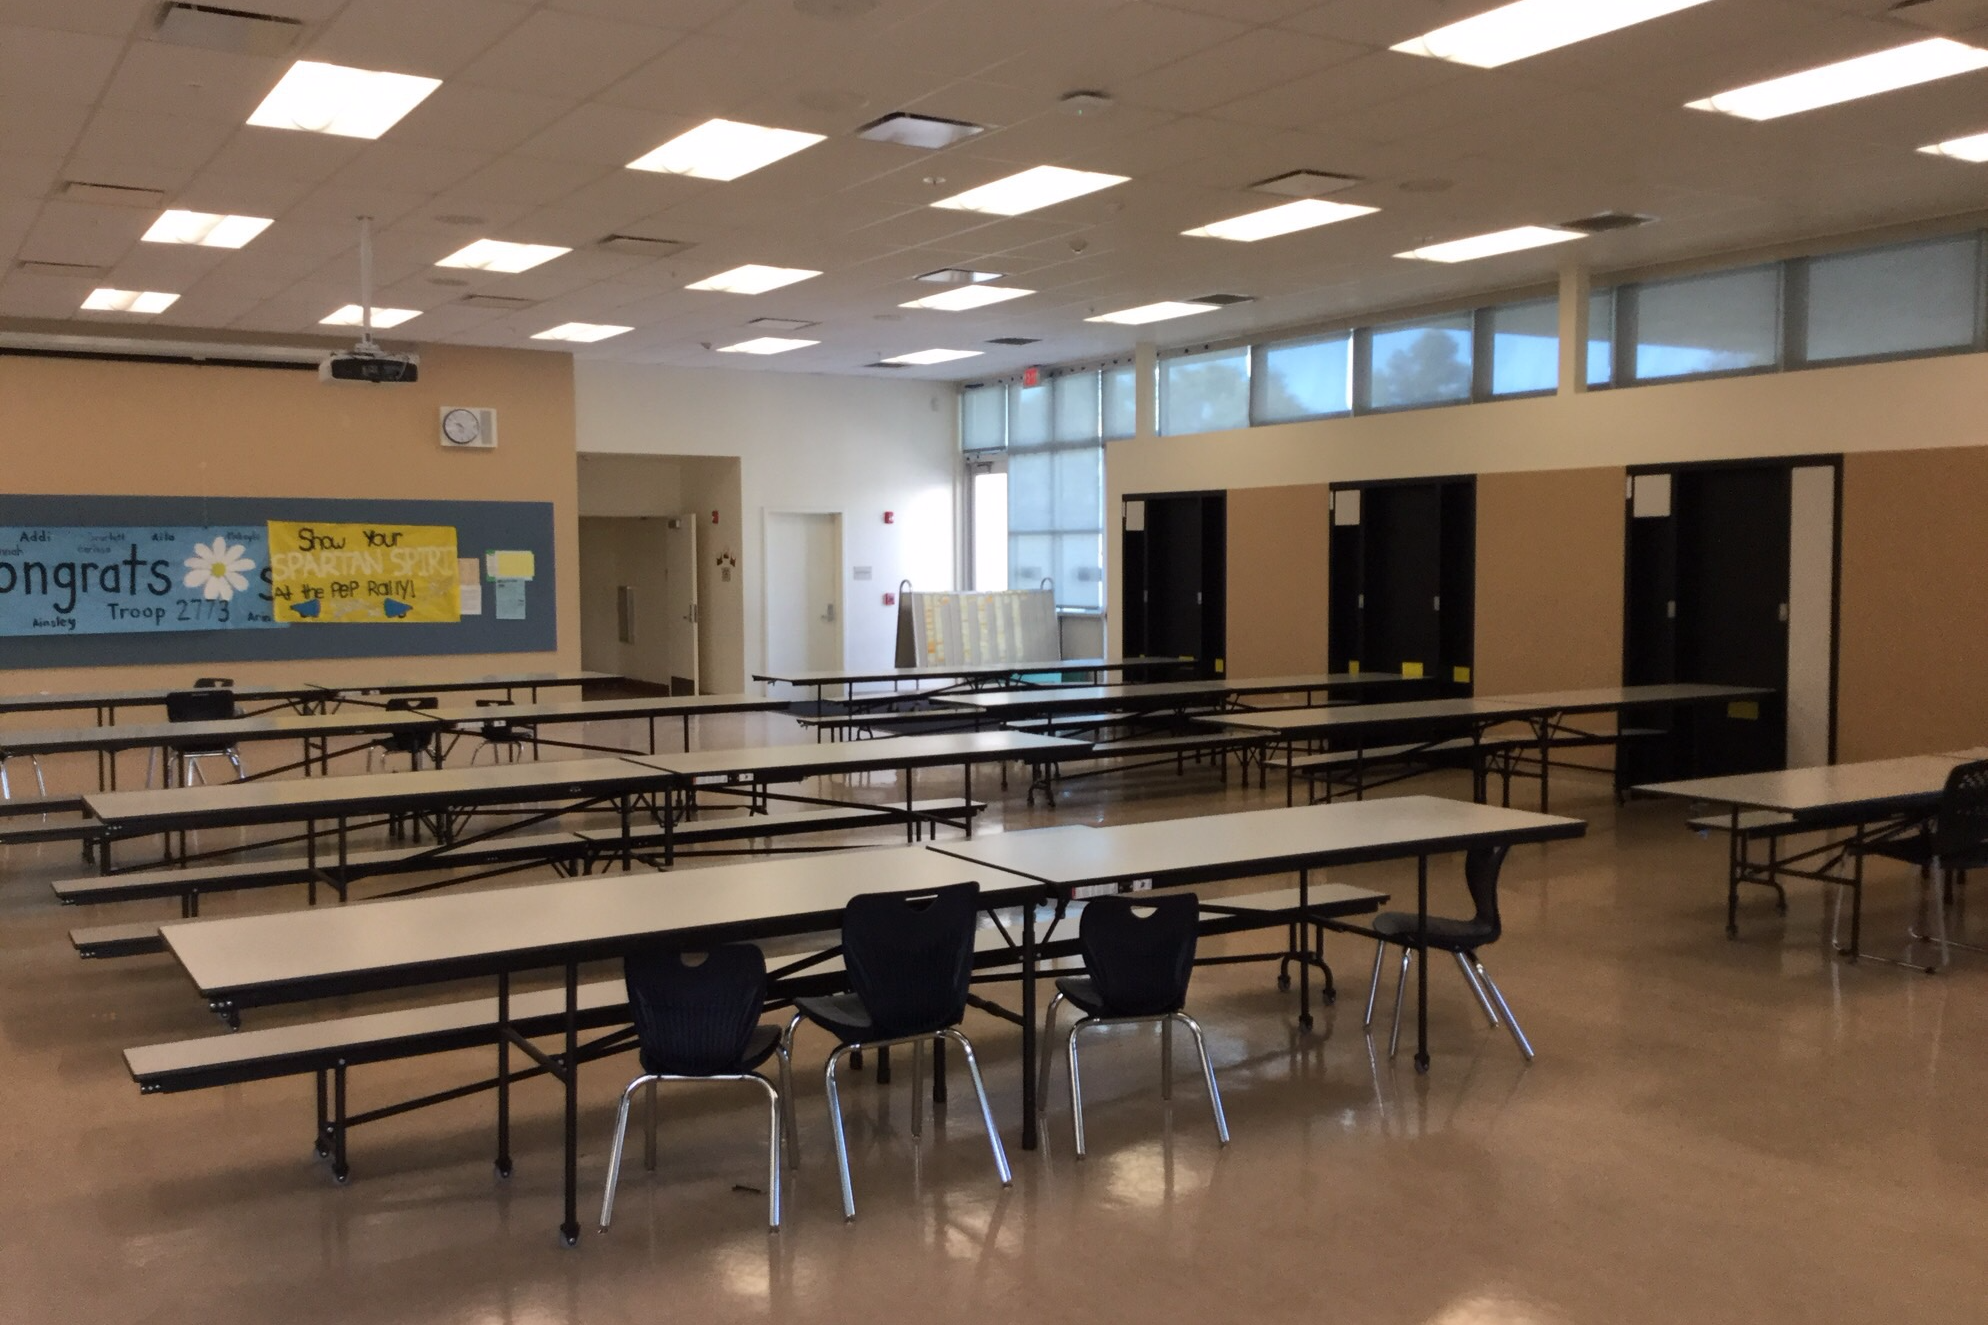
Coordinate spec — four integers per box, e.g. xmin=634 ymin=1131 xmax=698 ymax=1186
xmin=749 ymin=317 xmax=817 ymax=331
xmin=457 ymin=294 xmax=538 ymax=310
xmin=153 ymin=3 xmax=306 ymax=56
xmin=1250 ymin=170 xmax=1363 ymax=198
xmin=856 ymin=112 xmax=986 ymax=150
xmin=597 ymin=233 xmax=694 ymax=258
xmin=61 ymin=181 xmax=168 ymax=208
xmin=16 ymin=260 xmax=110 ymax=279
xmin=863 ymin=360 xmax=912 ymax=369
xmin=1560 ymin=211 xmax=1657 ymax=234
xmin=917 ymin=267 xmax=1001 ymax=284
xmin=1187 ymin=293 xmax=1255 ymax=306
xmin=986 ymin=336 xmax=1040 ymax=346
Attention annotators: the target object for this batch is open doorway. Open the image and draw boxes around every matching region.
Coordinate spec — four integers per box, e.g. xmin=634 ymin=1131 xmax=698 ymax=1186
xmin=577 ymin=454 xmax=745 ymax=694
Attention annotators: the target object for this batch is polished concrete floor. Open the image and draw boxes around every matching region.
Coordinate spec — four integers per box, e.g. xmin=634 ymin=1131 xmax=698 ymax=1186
xmin=3 ymin=710 xmax=1985 ymax=1324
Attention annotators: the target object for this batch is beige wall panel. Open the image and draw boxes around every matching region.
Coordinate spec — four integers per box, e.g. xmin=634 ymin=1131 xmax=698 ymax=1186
xmin=1473 ymin=468 xmax=1626 ymax=695
xmin=1838 ymin=448 xmax=1988 ymax=761
xmin=1224 ymin=484 xmax=1330 ymax=679
xmin=0 ymin=344 xmax=580 ymax=693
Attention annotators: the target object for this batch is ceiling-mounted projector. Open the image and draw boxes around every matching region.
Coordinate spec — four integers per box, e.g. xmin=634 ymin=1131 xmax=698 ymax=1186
xmin=322 ymin=213 xmax=417 ymax=383
xmin=321 ymin=348 xmax=418 ymax=383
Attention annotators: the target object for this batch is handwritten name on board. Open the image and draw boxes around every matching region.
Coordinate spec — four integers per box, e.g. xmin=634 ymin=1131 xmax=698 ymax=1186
xmin=266 ymin=521 xmax=461 ymax=624
xmin=0 ymin=526 xmax=280 ymax=636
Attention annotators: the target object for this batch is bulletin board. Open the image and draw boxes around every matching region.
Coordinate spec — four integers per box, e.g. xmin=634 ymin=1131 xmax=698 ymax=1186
xmin=0 ymin=495 xmax=555 ymax=670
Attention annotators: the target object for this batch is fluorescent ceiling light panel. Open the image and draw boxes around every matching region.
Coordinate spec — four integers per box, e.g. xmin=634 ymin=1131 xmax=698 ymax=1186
xmin=1183 ymin=198 xmax=1378 ymax=242
xmin=1392 ymin=0 xmax=1716 ymax=69
xmin=1084 ymin=301 xmax=1219 ymax=325
xmin=1395 ymin=225 xmax=1583 ymax=263
xmin=1687 ymin=38 xmax=1988 ymax=120
xmin=531 ymin=322 xmax=632 ymax=343
xmin=246 ymin=60 xmax=441 ymax=139
xmin=881 ymin=348 xmax=982 ymax=364
xmin=1920 ymin=129 xmax=1988 ymax=162
xmin=435 ymin=239 xmax=570 ymax=273
xmin=627 ymin=118 xmax=825 ymax=181
xmin=932 ymin=165 xmax=1127 ymax=216
xmin=321 ymin=304 xmax=420 ymax=328
xmin=718 ymin=337 xmax=819 ymax=354
xmin=685 ymin=264 xmax=820 ymax=294
xmin=81 ymin=288 xmax=178 ymax=314
xmin=142 ymin=209 xmax=272 ymax=248
xmin=899 ymin=285 xmax=1034 ymax=311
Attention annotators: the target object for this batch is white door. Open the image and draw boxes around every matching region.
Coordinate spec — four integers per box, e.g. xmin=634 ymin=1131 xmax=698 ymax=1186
xmin=766 ymin=512 xmax=841 ymax=677
xmin=662 ymin=514 xmax=699 ymax=694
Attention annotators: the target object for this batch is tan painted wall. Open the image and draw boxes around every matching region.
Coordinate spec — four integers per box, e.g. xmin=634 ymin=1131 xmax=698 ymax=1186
xmin=1473 ymin=468 xmax=1627 ymax=695
xmin=0 ymin=344 xmax=580 ymax=693
xmin=1225 ymin=484 xmax=1330 ymax=679
xmin=1838 ymin=447 xmax=1988 ymax=761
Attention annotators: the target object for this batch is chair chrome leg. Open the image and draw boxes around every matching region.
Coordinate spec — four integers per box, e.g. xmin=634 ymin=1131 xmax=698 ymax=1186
xmin=825 ymin=1046 xmax=857 ymax=1221
xmin=1388 ymin=946 xmax=1412 ymax=1058
xmin=1036 ymin=991 xmax=1065 ymax=1116
xmin=942 ymin=1029 xmax=1011 ymax=1188
xmin=1454 ymin=949 xmax=1501 ymax=1027
xmin=1160 ymin=1016 xmax=1173 ymax=1101
xmin=1174 ymin=1013 xmax=1229 ymax=1147
xmin=1363 ymin=938 xmax=1386 ymax=1029
xmin=644 ymin=1079 xmax=658 ymax=1171
xmin=1067 ymin=1020 xmax=1090 ymax=1159
xmin=1472 ymin=959 xmax=1535 ymax=1062
xmin=599 ymin=1074 xmax=655 ymax=1231
xmin=749 ymin=1074 xmax=783 ymax=1231
xmin=780 ymin=1012 xmax=803 ymax=1167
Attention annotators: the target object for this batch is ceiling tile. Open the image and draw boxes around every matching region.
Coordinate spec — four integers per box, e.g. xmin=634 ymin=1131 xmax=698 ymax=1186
xmin=1118 ymin=27 xmax=1367 ymax=114
xmin=18 ymin=198 xmax=147 ymax=266
xmin=0 ymin=0 xmax=151 ymax=38
xmin=389 ymin=82 xmax=580 ymax=155
xmin=455 ymin=9 xmax=683 ymax=99
xmin=98 ymin=36 xmax=286 ymax=123
xmin=0 ymin=24 xmax=124 ymax=109
xmin=64 ymin=108 xmax=238 ymax=187
xmin=304 ymin=0 xmax=534 ymax=78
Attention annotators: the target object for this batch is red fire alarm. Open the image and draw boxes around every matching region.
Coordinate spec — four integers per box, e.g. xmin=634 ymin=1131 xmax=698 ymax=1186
xmin=883 ymin=592 xmax=896 ymax=606
xmin=1022 ymin=365 xmax=1040 ymax=387
xmin=710 ymin=510 xmax=720 ymax=524
xmin=883 ymin=510 xmax=894 ymax=524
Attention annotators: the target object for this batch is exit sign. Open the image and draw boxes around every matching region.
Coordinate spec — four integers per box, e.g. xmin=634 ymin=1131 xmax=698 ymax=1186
xmin=1021 ymin=365 xmax=1040 ymax=387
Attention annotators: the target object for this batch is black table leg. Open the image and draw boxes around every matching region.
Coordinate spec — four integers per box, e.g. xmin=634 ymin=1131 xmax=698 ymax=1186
xmin=496 ymin=972 xmax=512 ymax=1178
xmin=905 ymin=764 xmax=915 ymax=844
xmin=561 ymin=960 xmax=580 ymax=1247
xmin=1725 ymin=805 xmax=1742 ymax=938
xmin=1297 ymin=867 xmax=1314 ymax=1031
xmin=1021 ymin=900 xmax=1038 ymax=1150
xmin=1415 ymin=855 xmax=1430 ymax=1073
xmin=964 ymin=761 xmax=973 ymax=839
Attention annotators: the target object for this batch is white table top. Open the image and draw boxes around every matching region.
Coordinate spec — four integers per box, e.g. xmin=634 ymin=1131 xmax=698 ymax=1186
xmin=1637 ymin=752 xmax=1977 ymax=818
xmin=1216 ymin=684 xmax=1770 ymax=736
xmin=930 ymin=795 xmax=1585 ymax=889
xmin=164 ymin=844 xmax=1027 ymax=1007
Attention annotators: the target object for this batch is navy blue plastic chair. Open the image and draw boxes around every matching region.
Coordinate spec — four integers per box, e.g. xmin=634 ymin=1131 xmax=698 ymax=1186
xmin=599 ymin=944 xmax=790 ymax=1233
xmin=786 ymin=882 xmax=1010 ymax=1220
xmin=1039 ymin=892 xmax=1228 ymax=1157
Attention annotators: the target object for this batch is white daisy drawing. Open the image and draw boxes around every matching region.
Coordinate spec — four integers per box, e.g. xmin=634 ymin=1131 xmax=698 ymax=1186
xmin=182 ymin=537 xmax=255 ymax=601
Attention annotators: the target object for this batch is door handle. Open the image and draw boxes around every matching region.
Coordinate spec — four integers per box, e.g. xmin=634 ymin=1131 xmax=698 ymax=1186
xmin=822 ymin=603 xmax=836 ymax=623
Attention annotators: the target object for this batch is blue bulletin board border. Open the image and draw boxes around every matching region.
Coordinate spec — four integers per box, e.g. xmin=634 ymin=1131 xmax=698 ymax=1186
xmin=0 ymin=495 xmax=555 ymax=670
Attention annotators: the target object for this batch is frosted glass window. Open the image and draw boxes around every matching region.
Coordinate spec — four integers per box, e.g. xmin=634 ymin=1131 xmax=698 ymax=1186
xmin=1254 ymin=333 xmax=1351 ymax=421
xmin=1052 ymin=370 xmax=1100 ymax=442
xmin=1368 ymin=313 xmax=1472 ymax=408
xmin=1805 ymin=235 xmax=1979 ymax=362
xmin=1008 ymin=379 xmax=1052 ymax=447
xmin=1631 ymin=265 xmax=1780 ymax=381
xmin=961 ymin=384 xmax=1006 ymax=450
xmin=1102 ymin=363 xmax=1137 ymax=438
xmin=1487 ymin=298 xmax=1558 ymax=396
xmin=1158 ymin=346 xmax=1249 ymax=435
xmin=1588 ymin=290 xmax=1614 ymax=387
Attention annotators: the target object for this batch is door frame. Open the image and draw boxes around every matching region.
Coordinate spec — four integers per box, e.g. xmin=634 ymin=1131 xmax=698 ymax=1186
xmin=1621 ymin=453 xmax=1843 ymax=764
xmin=760 ymin=508 xmax=845 ymax=678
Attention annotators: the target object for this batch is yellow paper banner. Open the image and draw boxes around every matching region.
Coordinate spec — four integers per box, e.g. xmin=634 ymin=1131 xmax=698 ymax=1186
xmin=267 ymin=521 xmax=460 ymax=623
